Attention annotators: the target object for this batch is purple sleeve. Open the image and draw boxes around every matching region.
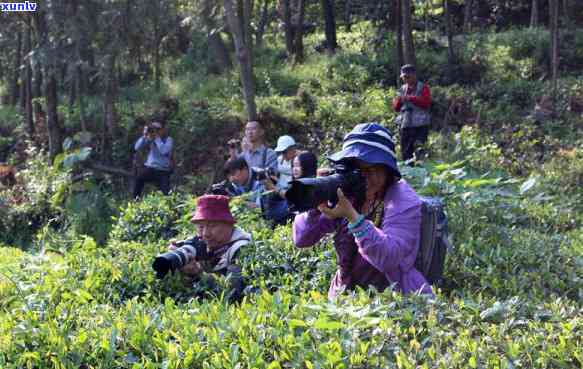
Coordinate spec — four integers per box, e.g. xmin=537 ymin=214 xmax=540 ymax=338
xmin=292 ymin=209 xmax=336 ymax=248
xmin=353 ymin=204 xmax=421 ymax=273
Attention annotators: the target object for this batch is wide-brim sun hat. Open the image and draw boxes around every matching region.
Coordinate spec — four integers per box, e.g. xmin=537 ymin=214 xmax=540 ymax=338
xmin=274 ymin=135 xmax=297 ymax=153
xmin=191 ymin=195 xmax=236 ymax=224
xmin=328 ymin=122 xmax=401 ymax=178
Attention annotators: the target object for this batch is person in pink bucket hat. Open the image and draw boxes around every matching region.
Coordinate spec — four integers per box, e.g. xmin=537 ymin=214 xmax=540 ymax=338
xmin=167 ymin=194 xmax=251 ymax=301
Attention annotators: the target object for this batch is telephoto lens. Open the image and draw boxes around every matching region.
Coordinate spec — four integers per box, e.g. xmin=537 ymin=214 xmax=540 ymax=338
xmin=285 ymin=161 xmax=366 ymax=212
xmin=152 ymin=238 xmax=209 ymax=279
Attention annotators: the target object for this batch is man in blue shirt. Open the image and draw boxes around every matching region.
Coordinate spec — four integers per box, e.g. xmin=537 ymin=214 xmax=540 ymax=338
xmin=132 ymin=120 xmax=174 ymax=198
xmin=227 ymin=121 xmax=277 ymax=171
xmin=223 ymin=157 xmax=264 ymax=209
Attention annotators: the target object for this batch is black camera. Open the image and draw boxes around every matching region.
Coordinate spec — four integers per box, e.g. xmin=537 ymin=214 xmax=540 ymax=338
xmin=209 ymin=180 xmax=238 ymax=197
xmin=253 ymin=167 xmax=278 ymax=181
xmin=145 ymin=125 xmax=160 ymax=134
xmin=152 ymin=237 xmax=210 ymax=279
xmin=285 ymin=160 xmax=366 ymax=212
xmin=228 ymin=139 xmax=241 ymax=149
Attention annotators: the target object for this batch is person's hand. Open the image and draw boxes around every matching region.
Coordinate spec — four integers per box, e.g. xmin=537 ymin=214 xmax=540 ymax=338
xmin=181 ymin=259 xmax=202 ymax=276
xmin=317 ymin=188 xmax=359 ymax=222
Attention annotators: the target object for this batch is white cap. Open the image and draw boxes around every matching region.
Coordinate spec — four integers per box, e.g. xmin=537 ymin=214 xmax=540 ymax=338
xmin=274 ymin=135 xmax=296 ymax=152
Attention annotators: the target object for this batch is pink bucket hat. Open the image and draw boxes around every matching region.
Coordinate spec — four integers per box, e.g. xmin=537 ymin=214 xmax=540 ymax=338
xmin=191 ymin=195 xmax=235 ymax=224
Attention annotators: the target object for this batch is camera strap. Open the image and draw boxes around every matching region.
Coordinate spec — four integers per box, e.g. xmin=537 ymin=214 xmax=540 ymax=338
xmin=261 ymin=146 xmax=268 ymax=168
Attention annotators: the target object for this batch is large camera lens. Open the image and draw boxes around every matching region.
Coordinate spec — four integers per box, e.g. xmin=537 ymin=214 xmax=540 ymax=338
xmin=152 ymin=244 xmax=198 ymax=279
xmin=285 ymin=164 xmax=366 ymax=212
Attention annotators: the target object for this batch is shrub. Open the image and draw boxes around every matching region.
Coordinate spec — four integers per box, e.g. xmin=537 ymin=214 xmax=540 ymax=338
xmin=110 ymin=193 xmax=192 ymax=243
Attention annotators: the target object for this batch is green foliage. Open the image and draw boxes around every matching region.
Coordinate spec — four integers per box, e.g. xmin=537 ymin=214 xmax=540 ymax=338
xmin=1 ymin=22 xmax=583 ymax=369
xmin=110 ymin=193 xmax=194 ymax=243
xmin=0 ymin=148 xmax=68 ymax=249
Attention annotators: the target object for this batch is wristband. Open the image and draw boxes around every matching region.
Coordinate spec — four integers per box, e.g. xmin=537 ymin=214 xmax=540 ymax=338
xmin=352 ymin=223 xmax=371 ymax=238
xmin=347 ymin=214 xmax=365 ymax=230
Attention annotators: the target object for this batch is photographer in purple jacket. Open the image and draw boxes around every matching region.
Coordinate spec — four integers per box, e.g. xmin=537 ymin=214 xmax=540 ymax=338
xmin=292 ymin=123 xmax=432 ymax=299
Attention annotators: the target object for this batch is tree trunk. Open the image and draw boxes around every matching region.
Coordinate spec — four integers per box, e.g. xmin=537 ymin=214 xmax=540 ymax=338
xmin=294 ymin=0 xmax=306 ymax=64
xmin=224 ymin=0 xmax=258 ymax=121
xmin=33 ymin=61 xmax=42 ymax=98
xmin=562 ymin=0 xmax=569 ymax=25
xmin=202 ymin=0 xmax=232 ymax=74
xmin=530 ymin=0 xmax=538 ymax=28
xmin=24 ymin=19 xmax=34 ymax=137
xmin=45 ymin=72 xmax=62 ymax=162
xmin=255 ymin=0 xmax=270 ymax=48
xmin=282 ymin=0 xmax=295 ymax=55
xmin=463 ymin=0 xmax=473 ymax=33
xmin=445 ymin=0 xmax=455 ymax=80
xmin=395 ymin=0 xmax=404 ymax=84
xmin=401 ymin=0 xmax=416 ymax=66
xmin=549 ymin=0 xmax=559 ymax=100
xmin=320 ymin=0 xmax=337 ymax=54
xmin=103 ymin=54 xmax=118 ymax=164
xmin=243 ymin=0 xmax=254 ymax=61
xmin=10 ymin=31 xmax=22 ymax=106
xmin=344 ymin=0 xmax=352 ymax=32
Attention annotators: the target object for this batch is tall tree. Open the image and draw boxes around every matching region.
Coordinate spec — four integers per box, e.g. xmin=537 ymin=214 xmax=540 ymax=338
xmin=395 ymin=0 xmax=404 ymax=84
xmin=463 ymin=0 xmax=474 ymax=33
xmin=202 ymin=0 xmax=232 ymax=74
xmin=549 ymin=0 xmax=559 ymax=100
xmin=224 ymin=0 xmax=258 ymax=121
xmin=282 ymin=0 xmax=295 ymax=55
xmin=10 ymin=30 xmax=22 ymax=106
xmin=562 ymin=0 xmax=569 ymax=25
xmin=103 ymin=54 xmax=118 ymax=164
xmin=34 ymin=9 xmax=62 ymax=162
xmin=294 ymin=0 xmax=306 ymax=63
xmin=23 ymin=17 xmax=34 ymax=137
xmin=401 ymin=0 xmax=416 ymax=65
xmin=530 ymin=0 xmax=538 ymax=27
xmin=344 ymin=0 xmax=353 ymax=32
xmin=444 ymin=0 xmax=456 ymax=80
xmin=255 ymin=0 xmax=270 ymax=48
xmin=320 ymin=0 xmax=337 ymax=54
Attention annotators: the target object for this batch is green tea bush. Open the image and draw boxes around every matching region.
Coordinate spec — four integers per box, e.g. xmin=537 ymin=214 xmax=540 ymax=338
xmin=110 ymin=193 xmax=193 ymax=243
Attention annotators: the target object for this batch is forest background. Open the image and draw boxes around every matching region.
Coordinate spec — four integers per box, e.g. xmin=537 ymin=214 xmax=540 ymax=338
xmin=0 ymin=0 xmax=582 ymax=368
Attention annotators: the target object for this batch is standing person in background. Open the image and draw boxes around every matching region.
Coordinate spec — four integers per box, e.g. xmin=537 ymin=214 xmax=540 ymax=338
xmin=392 ymin=65 xmax=432 ymax=163
xmin=273 ymin=135 xmax=298 ymax=190
xmin=228 ymin=121 xmax=277 ymax=171
xmin=132 ymin=120 xmax=174 ymax=198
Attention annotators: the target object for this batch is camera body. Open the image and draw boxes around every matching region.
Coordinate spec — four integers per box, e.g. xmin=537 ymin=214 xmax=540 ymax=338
xmin=152 ymin=237 xmax=210 ymax=279
xmin=285 ymin=160 xmax=366 ymax=212
xmin=228 ymin=139 xmax=241 ymax=149
xmin=145 ymin=124 xmax=160 ymax=135
xmin=253 ymin=167 xmax=278 ymax=181
xmin=209 ymin=180 xmax=238 ymax=197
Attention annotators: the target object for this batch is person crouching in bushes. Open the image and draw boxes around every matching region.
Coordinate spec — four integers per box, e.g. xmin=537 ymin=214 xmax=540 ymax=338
xmin=292 ymin=123 xmax=432 ymax=299
xmin=223 ymin=157 xmax=265 ymax=208
xmin=263 ymin=150 xmax=318 ymax=225
xmin=168 ymin=195 xmax=251 ymax=301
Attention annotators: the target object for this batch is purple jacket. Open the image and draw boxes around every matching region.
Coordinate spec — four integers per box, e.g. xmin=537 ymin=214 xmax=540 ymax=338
xmin=293 ymin=180 xmax=432 ymax=298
